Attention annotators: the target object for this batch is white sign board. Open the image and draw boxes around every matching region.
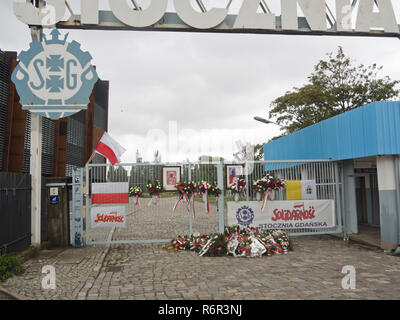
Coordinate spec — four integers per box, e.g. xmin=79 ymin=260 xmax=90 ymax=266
xmin=91 ymin=206 xmax=126 ymax=228
xmin=227 ymin=200 xmax=335 ymax=230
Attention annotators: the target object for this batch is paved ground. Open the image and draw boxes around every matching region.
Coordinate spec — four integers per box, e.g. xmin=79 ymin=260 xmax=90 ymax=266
xmin=90 ymin=197 xmax=220 ymax=244
xmin=2 ymin=235 xmax=399 ymax=300
xmin=349 ymin=224 xmax=381 ymax=248
xmin=0 ymin=290 xmax=15 ymax=300
xmin=1 ymin=246 xmax=107 ymax=300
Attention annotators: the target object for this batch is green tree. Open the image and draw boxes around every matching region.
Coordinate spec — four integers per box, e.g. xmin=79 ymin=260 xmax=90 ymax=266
xmin=254 ymin=144 xmax=264 ymax=161
xmin=269 ymin=46 xmax=400 ymax=134
xmin=198 ymin=155 xmax=224 ymax=163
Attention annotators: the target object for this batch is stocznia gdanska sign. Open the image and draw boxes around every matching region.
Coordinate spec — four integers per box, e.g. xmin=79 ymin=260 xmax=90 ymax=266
xmin=13 ymin=0 xmax=400 ymax=35
xmin=227 ymin=200 xmax=336 ymax=230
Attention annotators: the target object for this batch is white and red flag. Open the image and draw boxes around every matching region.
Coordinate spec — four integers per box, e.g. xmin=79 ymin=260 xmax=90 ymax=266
xmin=95 ymin=132 xmax=126 ymax=165
xmin=92 ymin=182 xmax=129 ymax=204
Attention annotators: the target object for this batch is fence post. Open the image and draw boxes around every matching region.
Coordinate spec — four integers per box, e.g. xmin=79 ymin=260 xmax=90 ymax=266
xmin=336 ymin=162 xmax=347 ymax=239
xmin=217 ymin=163 xmax=225 ymax=234
xmin=245 ymin=161 xmax=249 ymax=201
xmin=85 ymin=165 xmax=90 ymax=245
xmin=188 ymin=163 xmax=193 ymax=236
xmin=71 ymin=168 xmax=84 ymax=247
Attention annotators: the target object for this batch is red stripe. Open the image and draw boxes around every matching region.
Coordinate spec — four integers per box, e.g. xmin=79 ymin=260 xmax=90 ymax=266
xmin=96 ymin=141 xmax=119 ymax=165
xmin=92 ymin=193 xmax=129 ymax=204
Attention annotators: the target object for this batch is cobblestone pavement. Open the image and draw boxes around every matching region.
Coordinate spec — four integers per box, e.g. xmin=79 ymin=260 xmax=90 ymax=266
xmin=1 ymin=246 xmax=107 ymax=300
xmin=86 ymin=235 xmax=400 ymax=300
xmin=1 ymin=235 xmax=399 ymax=300
xmin=0 ymin=290 xmax=16 ymax=300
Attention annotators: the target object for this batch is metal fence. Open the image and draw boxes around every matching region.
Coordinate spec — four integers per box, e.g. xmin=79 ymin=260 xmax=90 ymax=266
xmin=85 ymin=162 xmax=224 ymax=245
xmin=83 ymin=160 xmax=344 ymax=245
xmin=235 ymin=160 xmax=343 ymax=237
xmin=0 ymin=172 xmax=32 ymax=252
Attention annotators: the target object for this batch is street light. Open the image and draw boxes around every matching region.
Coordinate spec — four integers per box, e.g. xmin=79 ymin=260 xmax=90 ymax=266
xmin=254 ymin=116 xmax=283 ymax=127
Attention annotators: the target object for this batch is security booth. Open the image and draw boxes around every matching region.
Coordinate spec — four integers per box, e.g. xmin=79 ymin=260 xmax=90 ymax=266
xmin=264 ymin=101 xmax=400 ymax=252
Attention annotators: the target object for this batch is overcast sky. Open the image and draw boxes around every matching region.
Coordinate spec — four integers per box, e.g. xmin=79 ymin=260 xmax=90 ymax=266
xmin=2 ymin=0 xmax=400 ymax=163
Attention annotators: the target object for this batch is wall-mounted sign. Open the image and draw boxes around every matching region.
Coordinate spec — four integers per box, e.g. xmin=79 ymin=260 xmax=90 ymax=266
xmin=13 ymin=0 xmax=400 ymax=37
xmin=11 ymin=29 xmax=98 ymax=120
xmin=227 ymin=200 xmax=335 ymax=230
xmin=49 ymin=195 xmax=59 ymax=205
xmin=50 ymin=187 xmax=58 ymax=196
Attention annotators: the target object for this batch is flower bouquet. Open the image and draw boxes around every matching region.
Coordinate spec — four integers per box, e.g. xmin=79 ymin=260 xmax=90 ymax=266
xmin=208 ymin=185 xmax=221 ymax=198
xmin=146 ymin=181 xmax=163 ymax=205
xmin=173 ymin=181 xmax=198 ymax=214
xmin=228 ymin=178 xmax=246 ymax=202
xmin=129 ymin=186 xmax=142 ymax=206
xmin=163 ymin=225 xmax=292 ymax=258
xmin=253 ymin=174 xmax=286 ymax=202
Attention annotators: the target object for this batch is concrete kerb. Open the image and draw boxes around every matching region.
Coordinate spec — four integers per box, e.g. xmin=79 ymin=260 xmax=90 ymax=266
xmin=77 ymin=227 xmax=116 ymax=300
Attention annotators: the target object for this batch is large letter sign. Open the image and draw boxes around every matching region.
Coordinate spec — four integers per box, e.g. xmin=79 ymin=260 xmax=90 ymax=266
xmin=13 ymin=0 xmax=400 ymax=37
xmin=109 ymin=0 xmax=168 ymax=28
xmin=11 ymin=29 xmax=98 ymax=120
xmin=281 ymin=0 xmax=326 ymax=31
xmin=355 ymin=0 xmax=398 ymax=33
xmin=174 ymin=0 xmax=228 ymax=29
xmin=13 ymin=0 xmax=66 ymax=26
xmin=233 ymin=0 xmax=276 ymax=29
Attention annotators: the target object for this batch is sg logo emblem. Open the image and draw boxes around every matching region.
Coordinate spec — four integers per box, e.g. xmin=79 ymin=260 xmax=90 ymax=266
xmin=12 ymin=29 xmax=98 ymax=120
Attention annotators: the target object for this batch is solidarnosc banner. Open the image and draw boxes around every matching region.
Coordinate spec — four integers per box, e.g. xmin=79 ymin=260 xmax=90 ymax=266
xmin=91 ymin=206 xmax=126 ymax=228
xmin=227 ymin=200 xmax=335 ymax=230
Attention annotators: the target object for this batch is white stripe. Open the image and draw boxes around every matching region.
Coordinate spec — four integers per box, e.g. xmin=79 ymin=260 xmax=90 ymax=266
xmin=92 ymin=182 xmax=129 ymax=194
xmin=99 ymin=132 xmax=126 ymax=162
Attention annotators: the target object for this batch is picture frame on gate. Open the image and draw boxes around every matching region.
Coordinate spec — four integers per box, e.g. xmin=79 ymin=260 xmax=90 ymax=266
xmin=162 ymin=166 xmax=181 ymax=192
xmin=225 ymin=164 xmax=244 ymax=188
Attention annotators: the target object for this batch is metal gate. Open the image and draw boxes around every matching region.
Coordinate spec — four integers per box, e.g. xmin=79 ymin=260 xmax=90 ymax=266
xmin=81 ymin=160 xmax=344 ymax=246
xmin=84 ymin=162 xmax=225 ymax=245
xmin=233 ymin=160 xmax=344 ymax=237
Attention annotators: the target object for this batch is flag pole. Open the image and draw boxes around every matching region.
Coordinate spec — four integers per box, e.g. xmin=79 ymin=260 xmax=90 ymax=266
xmin=86 ymin=150 xmax=96 ymax=166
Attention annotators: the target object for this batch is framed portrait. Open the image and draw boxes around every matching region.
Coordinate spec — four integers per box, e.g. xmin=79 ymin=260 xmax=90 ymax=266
xmin=225 ymin=164 xmax=244 ymax=187
xmin=162 ymin=166 xmax=181 ymax=191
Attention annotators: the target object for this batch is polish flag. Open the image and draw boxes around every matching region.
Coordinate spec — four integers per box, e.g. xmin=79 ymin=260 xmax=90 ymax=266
xmin=92 ymin=182 xmax=129 ymax=204
xmin=95 ymin=132 xmax=126 ymax=165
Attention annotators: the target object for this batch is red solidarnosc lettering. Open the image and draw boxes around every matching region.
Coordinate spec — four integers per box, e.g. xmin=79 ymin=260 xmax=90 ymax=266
xmin=271 ymin=205 xmax=316 ymax=222
xmin=94 ymin=213 xmax=103 ymax=223
xmin=95 ymin=213 xmax=124 ymax=223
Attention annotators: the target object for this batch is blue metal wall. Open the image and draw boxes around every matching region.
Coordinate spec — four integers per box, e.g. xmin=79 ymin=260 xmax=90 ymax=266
xmin=264 ymin=102 xmax=400 ymax=161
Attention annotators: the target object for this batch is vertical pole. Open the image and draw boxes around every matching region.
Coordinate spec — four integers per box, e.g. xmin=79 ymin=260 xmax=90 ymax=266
xmin=188 ymin=163 xmax=193 ymax=236
xmin=376 ymin=155 xmax=399 ymax=251
xmin=217 ymin=163 xmax=225 ymax=234
xmin=245 ymin=161 xmax=249 ymax=201
xmin=334 ymin=162 xmax=344 ymax=235
xmin=342 ymin=159 xmax=358 ymax=234
xmin=30 ymin=17 xmax=43 ymax=246
xmin=85 ymin=164 xmax=90 ymax=245
xmin=30 ymin=113 xmax=42 ymax=246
